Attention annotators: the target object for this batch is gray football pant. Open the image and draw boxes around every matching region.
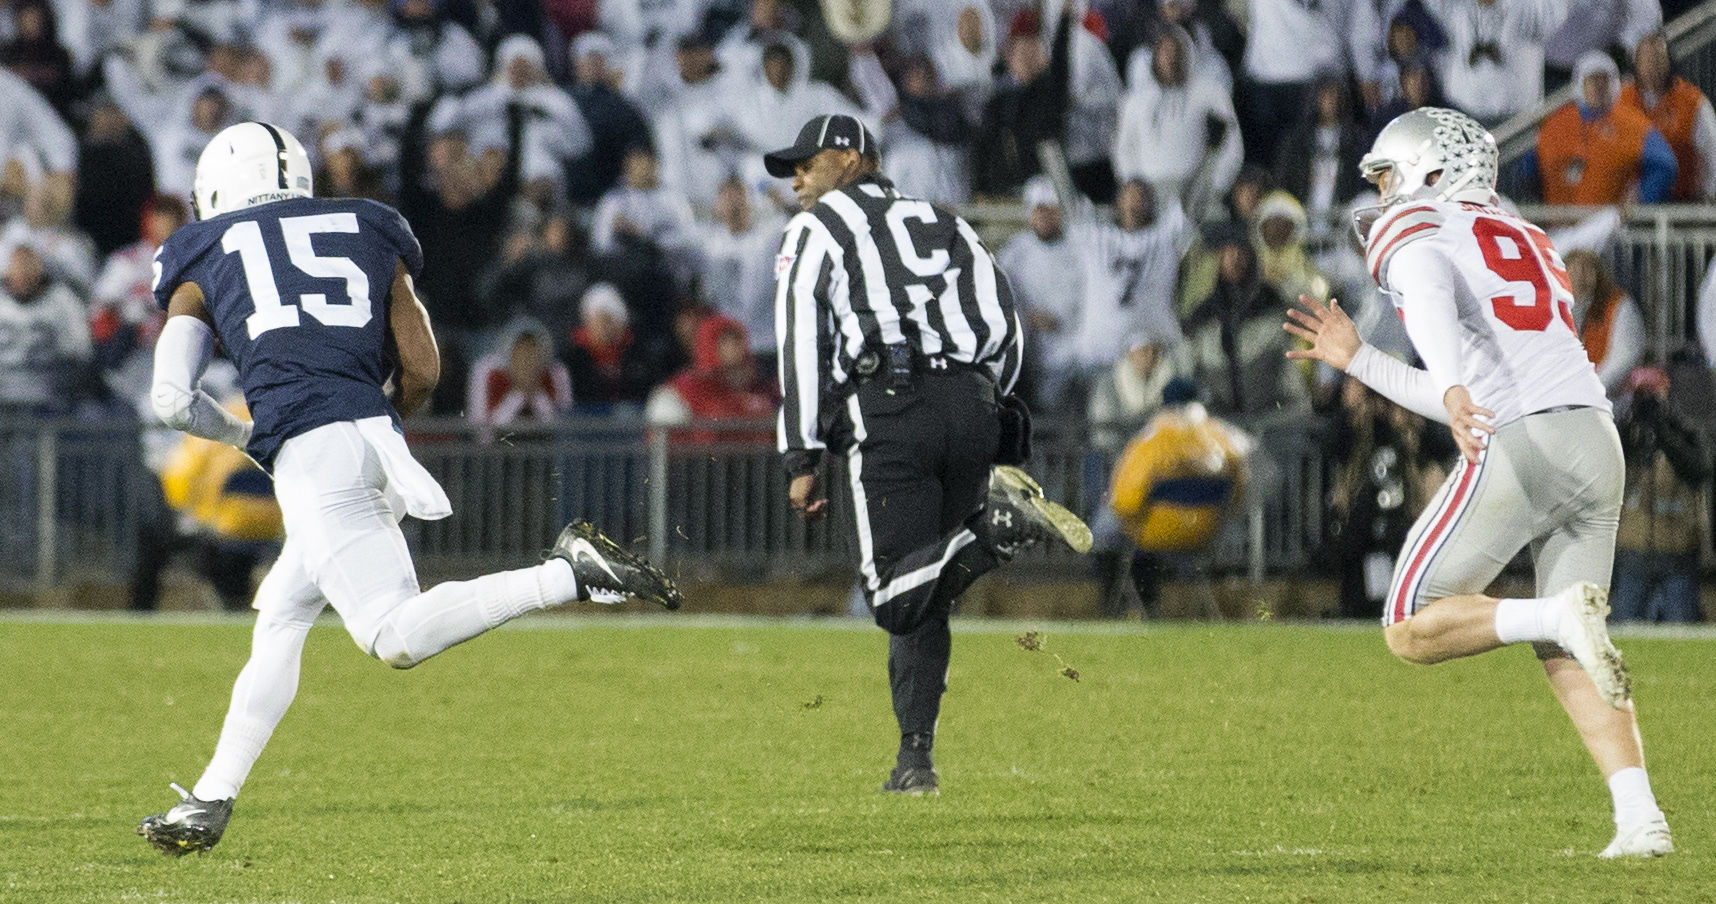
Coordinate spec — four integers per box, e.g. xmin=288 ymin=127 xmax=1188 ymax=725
xmin=1384 ymin=407 xmax=1623 ymax=625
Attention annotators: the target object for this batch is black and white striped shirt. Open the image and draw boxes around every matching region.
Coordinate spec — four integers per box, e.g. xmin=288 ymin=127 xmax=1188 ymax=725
xmin=774 ymin=175 xmax=1023 ymax=463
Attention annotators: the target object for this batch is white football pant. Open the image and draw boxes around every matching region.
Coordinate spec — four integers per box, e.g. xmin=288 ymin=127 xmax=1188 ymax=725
xmin=192 ymin=420 xmax=575 ymax=802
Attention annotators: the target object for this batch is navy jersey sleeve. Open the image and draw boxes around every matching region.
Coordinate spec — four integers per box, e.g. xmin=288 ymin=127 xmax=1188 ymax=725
xmin=151 ymin=225 xmax=214 ymax=312
xmin=150 ymin=244 xmax=175 ymax=312
xmin=355 ymin=199 xmax=424 ymax=280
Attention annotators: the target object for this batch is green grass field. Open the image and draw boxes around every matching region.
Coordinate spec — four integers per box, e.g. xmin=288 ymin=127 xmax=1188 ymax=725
xmin=1 ymin=613 xmax=1710 ymax=904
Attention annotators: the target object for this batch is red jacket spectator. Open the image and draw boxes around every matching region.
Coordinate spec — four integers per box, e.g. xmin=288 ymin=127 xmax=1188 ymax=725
xmin=645 ymin=313 xmax=774 ymax=443
xmin=467 ymin=319 xmax=572 ymax=437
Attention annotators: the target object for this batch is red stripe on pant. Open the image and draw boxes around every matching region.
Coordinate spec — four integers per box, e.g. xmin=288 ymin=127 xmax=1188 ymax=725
xmin=1387 ymin=455 xmax=1482 ymax=625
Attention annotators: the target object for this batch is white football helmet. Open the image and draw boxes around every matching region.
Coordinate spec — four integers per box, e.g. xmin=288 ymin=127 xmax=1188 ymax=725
xmin=1358 ymin=107 xmax=1498 ymax=207
xmin=192 ymin=122 xmax=313 ymax=219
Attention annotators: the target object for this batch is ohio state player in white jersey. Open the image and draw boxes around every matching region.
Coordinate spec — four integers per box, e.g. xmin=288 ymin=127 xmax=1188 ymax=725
xmin=1365 ymin=198 xmax=1610 ymax=427
xmin=1285 ymin=108 xmax=1673 ymax=859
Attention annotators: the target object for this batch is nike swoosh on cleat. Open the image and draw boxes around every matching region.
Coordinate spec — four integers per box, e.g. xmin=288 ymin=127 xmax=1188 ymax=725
xmin=570 ymin=538 xmax=624 ymax=587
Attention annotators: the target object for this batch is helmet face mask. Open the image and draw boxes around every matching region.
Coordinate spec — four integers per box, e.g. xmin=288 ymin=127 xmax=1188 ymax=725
xmin=193 ymin=122 xmax=313 ymax=219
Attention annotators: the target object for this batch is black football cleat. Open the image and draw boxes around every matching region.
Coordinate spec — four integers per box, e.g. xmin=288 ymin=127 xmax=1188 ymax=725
xmin=549 ymin=520 xmax=682 ymax=610
xmin=982 ymin=465 xmax=1093 ymax=558
xmin=880 ymin=765 xmax=940 ymax=796
xmin=138 ymin=783 xmax=233 ymax=856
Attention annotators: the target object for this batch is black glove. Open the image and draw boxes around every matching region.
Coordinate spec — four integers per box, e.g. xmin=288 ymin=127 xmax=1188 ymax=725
xmin=782 ymin=448 xmax=822 ymax=478
xmin=995 ymin=393 xmax=1033 ymax=466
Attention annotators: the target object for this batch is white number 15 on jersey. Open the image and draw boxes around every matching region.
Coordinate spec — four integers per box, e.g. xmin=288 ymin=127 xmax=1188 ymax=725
xmin=221 ymin=213 xmax=373 ymax=339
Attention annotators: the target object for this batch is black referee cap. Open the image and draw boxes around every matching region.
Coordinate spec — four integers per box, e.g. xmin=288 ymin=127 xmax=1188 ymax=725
xmin=763 ymin=114 xmax=876 ymax=177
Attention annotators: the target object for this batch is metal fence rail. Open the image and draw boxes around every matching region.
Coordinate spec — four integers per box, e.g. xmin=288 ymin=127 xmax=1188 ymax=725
xmin=1504 ymin=204 xmax=1716 ymax=358
xmin=0 ymin=416 xmax=1332 ymax=600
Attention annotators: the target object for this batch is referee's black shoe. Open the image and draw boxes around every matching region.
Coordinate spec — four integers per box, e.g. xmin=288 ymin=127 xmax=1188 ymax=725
xmin=881 ymin=765 xmax=940 ymax=796
xmin=979 ymin=466 xmax=1093 ymax=559
xmin=549 ymin=521 xmax=683 ymax=610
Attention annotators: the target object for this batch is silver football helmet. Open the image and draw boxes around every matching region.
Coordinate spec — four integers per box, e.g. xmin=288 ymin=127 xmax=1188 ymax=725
xmin=192 ymin=122 xmax=313 ymax=219
xmin=1358 ymin=107 xmax=1497 ymax=207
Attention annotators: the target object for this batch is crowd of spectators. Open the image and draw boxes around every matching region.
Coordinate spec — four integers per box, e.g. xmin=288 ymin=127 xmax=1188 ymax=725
xmin=2 ymin=0 xmax=1714 ymax=616
xmin=0 ymin=0 xmax=1709 ymax=425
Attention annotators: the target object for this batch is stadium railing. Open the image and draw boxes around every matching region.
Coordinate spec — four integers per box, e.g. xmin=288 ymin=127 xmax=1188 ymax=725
xmin=1518 ymin=203 xmax=1716 ymax=358
xmin=0 ymin=414 xmax=1331 ymax=601
xmin=9 ymin=196 xmax=1716 ymax=603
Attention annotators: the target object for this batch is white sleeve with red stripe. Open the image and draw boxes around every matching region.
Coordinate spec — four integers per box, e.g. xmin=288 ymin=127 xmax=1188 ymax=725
xmin=1346 ymin=344 xmax=1449 ymax=424
xmin=1365 ymin=202 xmax=1444 ymax=292
xmin=1388 ymin=240 xmax=1465 ymax=404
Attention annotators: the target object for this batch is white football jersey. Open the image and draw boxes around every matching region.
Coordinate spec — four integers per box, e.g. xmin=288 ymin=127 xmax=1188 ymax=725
xmin=1366 ymin=199 xmax=1610 ymax=427
xmin=1068 ymin=201 xmax=1194 ymax=368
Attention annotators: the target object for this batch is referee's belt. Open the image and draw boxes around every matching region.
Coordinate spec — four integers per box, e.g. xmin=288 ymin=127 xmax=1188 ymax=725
xmin=851 ymin=344 xmax=983 ymax=381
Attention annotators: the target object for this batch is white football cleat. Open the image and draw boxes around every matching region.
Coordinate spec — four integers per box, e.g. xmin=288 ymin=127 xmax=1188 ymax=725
xmin=1600 ymin=819 xmax=1674 ymax=859
xmin=1553 ymin=581 xmax=1631 ymax=709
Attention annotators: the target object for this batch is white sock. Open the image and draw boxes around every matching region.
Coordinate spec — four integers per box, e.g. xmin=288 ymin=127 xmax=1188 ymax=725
xmin=194 ymin=616 xmax=312 ymax=802
xmin=194 ymin=719 xmax=272 ymax=802
xmin=474 ymin=561 xmax=580 ymax=624
xmin=1493 ymin=597 xmax=1565 ymax=645
xmin=1608 ymin=767 xmax=1665 ymax=827
xmin=540 ymin=558 xmax=580 ymax=602
xmin=371 ymin=563 xmax=581 ymax=665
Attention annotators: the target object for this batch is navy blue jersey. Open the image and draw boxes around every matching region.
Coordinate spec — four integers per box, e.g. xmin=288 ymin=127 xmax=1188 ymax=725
xmin=153 ymin=197 xmax=425 ymax=469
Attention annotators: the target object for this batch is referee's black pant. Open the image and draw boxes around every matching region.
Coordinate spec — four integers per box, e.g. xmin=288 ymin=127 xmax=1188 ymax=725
xmin=832 ymin=369 xmax=1003 ymax=739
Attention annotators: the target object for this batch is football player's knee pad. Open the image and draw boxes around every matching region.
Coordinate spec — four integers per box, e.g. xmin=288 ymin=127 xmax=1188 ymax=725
xmin=252 ymin=610 xmax=312 ymax=640
xmin=362 ymin=614 xmax=421 ymax=669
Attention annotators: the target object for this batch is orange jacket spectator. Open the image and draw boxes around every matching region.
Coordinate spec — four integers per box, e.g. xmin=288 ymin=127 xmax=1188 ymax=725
xmin=1531 ymin=51 xmax=1677 ymax=204
xmin=1618 ymin=32 xmax=1716 ymax=202
xmin=1565 ymin=249 xmax=1644 ymax=393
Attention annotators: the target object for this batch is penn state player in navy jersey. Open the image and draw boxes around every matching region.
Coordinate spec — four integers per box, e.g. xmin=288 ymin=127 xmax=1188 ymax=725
xmin=138 ymin=123 xmax=681 ymax=857
xmin=153 ymin=190 xmax=416 ymax=468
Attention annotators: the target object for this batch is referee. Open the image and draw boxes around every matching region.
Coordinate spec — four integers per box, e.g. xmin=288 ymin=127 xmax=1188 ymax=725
xmin=766 ymin=114 xmax=1092 ymax=796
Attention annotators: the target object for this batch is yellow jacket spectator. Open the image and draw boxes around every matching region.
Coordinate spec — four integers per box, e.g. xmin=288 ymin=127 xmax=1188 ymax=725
xmin=133 ymin=398 xmax=282 ymax=612
xmin=1252 ymin=189 xmax=1329 ymax=306
xmin=159 ymin=400 xmax=282 ymax=543
xmin=1108 ymin=379 xmax=1250 ymax=553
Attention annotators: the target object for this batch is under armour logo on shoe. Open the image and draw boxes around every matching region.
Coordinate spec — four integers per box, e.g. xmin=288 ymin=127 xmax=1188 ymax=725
xmin=834 ymin=136 xmax=850 ymax=146
xmin=992 ymin=509 xmax=1013 ymax=527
